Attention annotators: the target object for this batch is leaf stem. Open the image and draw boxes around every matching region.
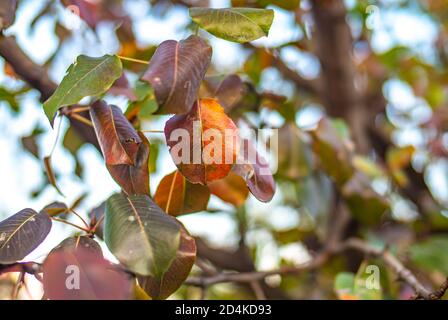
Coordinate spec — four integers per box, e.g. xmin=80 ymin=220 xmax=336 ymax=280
xmin=117 ymin=55 xmax=149 ymax=65
xmin=91 ymin=214 xmax=105 ymax=234
xmin=68 ymin=106 xmax=91 ymax=114
xmin=69 ymin=209 xmax=90 ymax=229
xmin=70 ymin=113 xmax=93 ymax=127
xmin=51 ymin=217 xmax=90 ymax=233
xmin=141 ymin=130 xmax=164 ymax=133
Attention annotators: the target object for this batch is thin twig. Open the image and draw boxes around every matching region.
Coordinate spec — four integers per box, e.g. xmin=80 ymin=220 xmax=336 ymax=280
xmin=69 ymin=209 xmax=90 ymax=229
xmin=51 ymin=217 xmax=90 ymax=233
xmin=187 ymin=238 xmax=443 ymax=300
xmin=341 ymin=238 xmax=433 ymax=300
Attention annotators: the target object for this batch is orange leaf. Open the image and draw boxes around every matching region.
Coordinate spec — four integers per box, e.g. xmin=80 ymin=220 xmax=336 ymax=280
xmin=164 ymin=98 xmax=239 ymax=184
xmin=154 ymin=171 xmax=210 ymax=216
xmin=208 ymin=172 xmax=248 ymax=207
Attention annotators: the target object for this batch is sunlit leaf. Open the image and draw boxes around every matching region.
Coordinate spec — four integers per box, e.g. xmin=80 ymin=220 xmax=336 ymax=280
xmin=40 ymin=202 xmax=68 ymax=217
xmin=90 ymin=100 xmax=141 ymax=166
xmin=104 ymin=193 xmax=181 ymax=278
xmin=164 ymin=98 xmax=239 ymax=184
xmin=189 ymin=7 xmax=274 ymax=43
xmin=140 ymin=226 xmax=196 ymax=299
xmin=0 ymin=209 xmax=52 ymax=264
xmin=44 ymin=54 xmax=122 ymax=125
xmin=141 ymin=35 xmax=212 ymax=114
xmin=154 ymin=171 xmax=210 ymax=216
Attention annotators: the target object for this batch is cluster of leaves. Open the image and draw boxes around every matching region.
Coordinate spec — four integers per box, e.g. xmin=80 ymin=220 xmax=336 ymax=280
xmin=2 ymin=0 xmax=448 ymax=301
xmin=0 ymin=6 xmax=277 ymax=300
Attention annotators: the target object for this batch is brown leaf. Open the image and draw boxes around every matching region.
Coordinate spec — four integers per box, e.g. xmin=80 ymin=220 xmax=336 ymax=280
xmin=140 ymin=227 xmax=196 ymax=300
xmin=44 ymin=156 xmax=64 ymax=196
xmin=141 ymin=35 xmax=212 ymax=114
xmin=164 ymin=98 xmax=239 ymax=184
xmin=107 ymin=131 xmax=150 ymax=196
xmin=208 ymin=171 xmax=249 ymax=207
xmin=90 ymin=100 xmax=141 ymax=166
xmin=233 ymin=140 xmax=275 ymax=202
xmin=40 ymin=202 xmax=68 ymax=217
xmin=154 ymin=171 xmax=210 ymax=216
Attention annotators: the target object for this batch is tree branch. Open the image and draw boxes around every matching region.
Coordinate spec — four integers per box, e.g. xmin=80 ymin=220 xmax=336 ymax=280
xmin=190 ymin=237 xmax=444 ymax=300
xmin=0 ymin=35 xmax=99 ymax=149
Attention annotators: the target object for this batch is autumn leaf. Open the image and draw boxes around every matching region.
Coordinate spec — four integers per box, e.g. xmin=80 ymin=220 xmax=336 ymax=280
xmin=44 ymin=156 xmax=64 ymax=196
xmin=208 ymin=171 xmax=249 ymax=207
xmin=107 ymin=132 xmax=151 ymax=196
xmin=90 ymin=100 xmax=141 ymax=166
xmin=141 ymin=35 xmax=212 ymax=114
xmin=164 ymin=98 xmax=239 ymax=185
xmin=233 ymin=140 xmax=275 ymax=202
xmin=43 ymin=246 xmax=132 ymax=300
xmin=0 ymin=209 xmax=52 ymax=264
xmin=154 ymin=171 xmax=210 ymax=216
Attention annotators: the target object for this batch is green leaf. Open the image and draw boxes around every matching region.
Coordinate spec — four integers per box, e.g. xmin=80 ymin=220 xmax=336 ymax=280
xmin=43 ymin=54 xmax=122 ymax=125
xmin=104 ymin=193 xmax=181 ymax=278
xmin=334 ymin=272 xmax=356 ymax=299
xmin=409 ymin=236 xmax=448 ymax=275
xmin=189 ymin=7 xmax=274 ymax=43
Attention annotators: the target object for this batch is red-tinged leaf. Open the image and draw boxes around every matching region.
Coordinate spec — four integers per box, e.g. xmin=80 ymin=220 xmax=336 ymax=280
xmin=51 ymin=236 xmax=103 ymax=257
xmin=141 ymin=35 xmax=212 ymax=114
xmin=107 ymin=132 xmax=150 ymax=196
xmin=44 ymin=156 xmax=64 ymax=196
xmin=0 ymin=209 xmax=52 ymax=264
xmin=164 ymin=98 xmax=239 ymax=184
xmin=43 ymin=247 xmax=132 ymax=300
xmin=208 ymin=171 xmax=249 ymax=207
xmin=90 ymin=100 xmax=141 ymax=166
xmin=154 ymin=171 xmax=210 ymax=216
xmin=233 ymin=140 xmax=275 ymax=202
xmin=140 ymin=226 xmax=196 ymax=299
